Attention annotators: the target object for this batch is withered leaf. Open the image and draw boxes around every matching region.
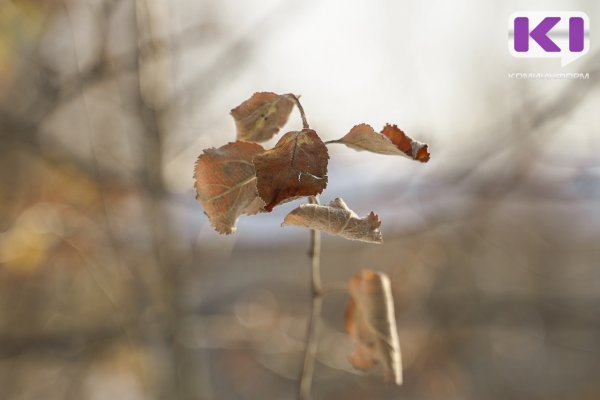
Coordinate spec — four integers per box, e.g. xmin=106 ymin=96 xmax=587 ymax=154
xmin=230 ymin=92 xmax=295 ymax=142
xmin=194 ymin=141 xmax=265 ymax=234
xmin=329 ymin=123 xmax=430 ymax=162
xmin=282 ymin=198 xmax=382 ymax=243
xmin=253 ymin=129 xmax=328 ymax=211
xmin=345 ymin=270 xmax=402 ymax=385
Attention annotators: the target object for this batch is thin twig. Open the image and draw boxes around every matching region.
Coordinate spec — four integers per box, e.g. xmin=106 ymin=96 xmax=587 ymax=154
xmin=299 ymin=195 xmax=321 ymax=400
xmin=286 ymin=93 xmax=310 ymax=129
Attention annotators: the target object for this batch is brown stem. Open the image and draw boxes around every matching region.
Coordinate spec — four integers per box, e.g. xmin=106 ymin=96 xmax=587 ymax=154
xmin=286 ymin=93 xmax=310 ymax=130
xmin=298 ymin=195 xmax=322 ymax=400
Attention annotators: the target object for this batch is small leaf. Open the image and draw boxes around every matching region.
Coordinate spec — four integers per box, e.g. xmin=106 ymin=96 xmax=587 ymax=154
xmin=230 ymin=92 xmax=295 ymax=142
xmin=329 ymin=123 xmax=430 ymax=162
xmin=345 ymin=270 xmax=402 ymax=385
xmin=282 ymin=198 xmax=382 ymax=243
xmin=194 ymin=141 xmax=265 ymax=234
xmin=254 ymin=129 xmax=328 ymax=211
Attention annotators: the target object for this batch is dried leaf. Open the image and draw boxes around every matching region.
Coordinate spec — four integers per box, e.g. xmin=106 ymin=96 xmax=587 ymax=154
xmin=194 ymin=141 xmax=265 ymax=234
xmin=282 ymin=198 xmax=382 ymax=243
xmin=253 ymin=129 xmax=328 ymax=211
xmin=230 ymin=92 xmax=295 ymax=142
xmin=345 ymin=270 xmax=402 ymax=385
xmin=329 ymin=123 xmax=430 ymax=162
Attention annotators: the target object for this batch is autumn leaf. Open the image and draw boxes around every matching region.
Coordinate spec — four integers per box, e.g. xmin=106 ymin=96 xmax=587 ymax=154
xmin=328 ymin=123 xmax=430 ymax=162
xmin=345 ymin=270 xmax=402 ymax=385
xmin=230 ymin=92 xmax=296 ymax=142
xmin=194 ymin=141 xmax=265 ymax=234
xmin=253 ymin=129 xmax=328 ymax=211
xmin=282 ymin=198 xmax=382 ymax=243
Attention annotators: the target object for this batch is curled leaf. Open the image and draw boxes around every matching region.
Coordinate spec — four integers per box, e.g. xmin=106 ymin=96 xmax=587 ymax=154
xmin=282 ymin=198 xmax=382 ymax=243
xmin=230 ymin=92 xmax=295 ymax=142
xmin=253 ymin=129 xmax=328 ymax=211
xmin=329 ymin=123 xmax=430 ymax=162
xmin=346 ymin=270 xmax=402 ymax=385
xmin=194 ymin=141 xmax=265 ymax=234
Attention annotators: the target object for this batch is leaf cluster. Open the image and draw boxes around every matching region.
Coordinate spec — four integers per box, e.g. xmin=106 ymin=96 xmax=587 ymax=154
xmin=194 ymin=92 xmax=430 ymax=385
xmin=194 ymin=92 xmax=429 ymax=238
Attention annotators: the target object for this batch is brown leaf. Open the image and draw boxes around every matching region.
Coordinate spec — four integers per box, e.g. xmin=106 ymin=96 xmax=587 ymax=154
xmin=253 ymin=129 xmax=328 ymax=211
xmin=282 ymin=198 xmax=382 ymax=243
xmin=329 ymin=123 xmax=430 ymax=162
xmin=345 ymin=270 xmax=402 ymax=385
xmin=230 ymin=92 xmax=295 ymax=142
xmin=194 ymin=141 xmax=265 ymax=234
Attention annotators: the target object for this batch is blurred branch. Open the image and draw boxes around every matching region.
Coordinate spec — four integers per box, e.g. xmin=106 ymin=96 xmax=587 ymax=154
xmin=133 ymin=1 xmax=190 ymax=399
xmin=168 ymin=0 xmax=305 ymax=112
xmin=450 ymin=51 xmax=600 ymax=187
xmin=0 ymin=328 xmax=125 ymax=359
xmin=387 ymin=51 xmax=600 ymax=239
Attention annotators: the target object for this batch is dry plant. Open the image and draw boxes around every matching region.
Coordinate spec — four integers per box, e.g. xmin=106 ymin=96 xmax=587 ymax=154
xmin=193 ymin=92 xmax=430 ymax=399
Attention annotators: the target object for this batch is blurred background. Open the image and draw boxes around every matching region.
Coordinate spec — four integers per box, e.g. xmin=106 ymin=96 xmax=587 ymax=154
xmin=1 ymin=0 xmax=600 ymax=399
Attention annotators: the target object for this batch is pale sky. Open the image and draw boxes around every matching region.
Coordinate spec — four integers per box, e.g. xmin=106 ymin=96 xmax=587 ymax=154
xmin=164 ymin=0 xmax=600 ymax=243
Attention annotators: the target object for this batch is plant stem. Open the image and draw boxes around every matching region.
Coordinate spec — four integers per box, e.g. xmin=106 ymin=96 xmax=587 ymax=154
xmin=299 ymin=195 xmax=322 ymax=400
xmin=287 ymin=93 xmax=310 ymax=129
